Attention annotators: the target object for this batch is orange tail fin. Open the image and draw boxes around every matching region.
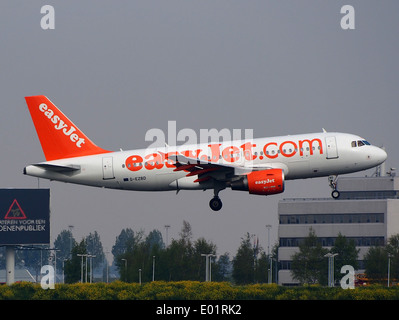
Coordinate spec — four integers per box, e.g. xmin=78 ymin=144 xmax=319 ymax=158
xmin=25 ymin=95 xmax=111 ymax=161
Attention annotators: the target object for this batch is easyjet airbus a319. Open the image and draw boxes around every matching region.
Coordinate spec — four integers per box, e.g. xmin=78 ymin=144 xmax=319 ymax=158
xmin=23 ymin=95 xmax=387 ymax=211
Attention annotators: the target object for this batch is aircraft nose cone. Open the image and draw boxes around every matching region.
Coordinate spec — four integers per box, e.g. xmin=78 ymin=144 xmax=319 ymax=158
xmin=374 ymin=147 xmax=387 ymax=164
xmin=380 ymin=148 xmax=388 ymax=162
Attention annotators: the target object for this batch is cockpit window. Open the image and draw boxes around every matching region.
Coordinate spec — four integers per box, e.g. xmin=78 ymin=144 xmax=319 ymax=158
xmin=357 ymin=140 xmax=371 ymax=147
xmin=352 ymin=140 xmax=371 ymax=148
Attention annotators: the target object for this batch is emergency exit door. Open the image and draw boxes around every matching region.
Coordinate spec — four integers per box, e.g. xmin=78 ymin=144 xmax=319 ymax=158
xmin=102 ymin=157 xmax=115 ymax=180
xmin=325 ymin=136 xmax=339 ymax=159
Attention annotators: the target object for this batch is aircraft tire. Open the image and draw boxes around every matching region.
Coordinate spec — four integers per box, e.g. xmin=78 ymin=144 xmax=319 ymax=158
xmin=209 ymin=197 xmax=222 ymax=211
xmin=331 ymin=190 xmax=340 ymax=199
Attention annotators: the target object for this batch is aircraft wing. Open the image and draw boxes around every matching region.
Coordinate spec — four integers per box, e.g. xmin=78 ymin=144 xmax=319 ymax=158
xmin=168 ymin=154 xmax=232 ymax=183
xmin=167 ymin=153 xmax=288 ymax=183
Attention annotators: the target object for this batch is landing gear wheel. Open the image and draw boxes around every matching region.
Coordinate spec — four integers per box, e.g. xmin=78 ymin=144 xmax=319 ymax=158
xmin=332 ymin=189 xmax=340 ymax=199
xmin=209 ymin=197 xmax=223 ymax=211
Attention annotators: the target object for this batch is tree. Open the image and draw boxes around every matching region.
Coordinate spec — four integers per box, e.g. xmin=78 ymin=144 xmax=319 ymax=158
xmin=114 ymin=222 xmax=220 ymax=282
xmin=255 ymin=252 xmax=269 ymax=283
xmin=363 ymin=234 xmax=399 ymax=283
xmin=330 ymin=233 xmax=359 ymax=282
xmin=270 ymin=242 xmax=280 ymax=283
xmin=64 ymin=239 xmax=87 ymax=283
xmin=161 ymin=221 xmax=217 ymax=281
xmin=232 ymin=233 xmax=255 ymax=284
xmin=386 ymin=234 xmax=399 ymax=280
xmin=85 ymin=231 xmax=105 ymax=270
xmin=54 ymin=229 xmax=76 ymax=272
xmin=214 ymin=253 xmax=232 ymax=282
xmin=364 ymin=246 xmax=388 ymax=281
xmin=164 ymin=238 xmax=190 ymax=281
xmin=146 ymin=229 xmax=165 ymax=250
xmin=146 ymin=230 xmax=164 ymax=281
xmin=290 ymin=228 xmax=328 ymax=284
xmin=112 ymin=221 xmax=224 ymax=283
xmin=194 ymin=237 xmax=217 ymax=281
xmin=232 ymin=234 xmax=270 ymax=284
xmin=112 ymin=228 xmax=135 ymax=259
xmin=115 ymin=228 xmax=165 ymax=282
xmin=116 ymin=229 xmax=145 ymax=282
xmin=179 ymin=220 xmax=193 ymax=246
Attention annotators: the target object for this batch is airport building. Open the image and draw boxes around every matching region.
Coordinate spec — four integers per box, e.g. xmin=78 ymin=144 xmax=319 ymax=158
xmin=277 ymin=170 xmax=399 ymax=286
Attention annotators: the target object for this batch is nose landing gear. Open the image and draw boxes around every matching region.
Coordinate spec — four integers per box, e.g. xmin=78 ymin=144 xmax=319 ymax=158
xmin=328 ymin=175 xmax=340 ymax=199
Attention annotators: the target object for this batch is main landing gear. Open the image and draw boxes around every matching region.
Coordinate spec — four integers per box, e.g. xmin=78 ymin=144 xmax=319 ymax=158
xmin=209 ymin=182 xmax=225 ymax=211
xmin=328 ymin=175 xmax=340 ymax=199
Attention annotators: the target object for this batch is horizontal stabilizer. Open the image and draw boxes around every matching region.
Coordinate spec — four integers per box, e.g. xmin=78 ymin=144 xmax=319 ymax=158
xmin=30 ymin=163 xmax=81 ymax=173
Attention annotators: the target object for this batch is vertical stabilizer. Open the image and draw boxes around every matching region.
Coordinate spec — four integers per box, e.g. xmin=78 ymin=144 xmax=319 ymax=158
xmin=25 ymin=95 xmax=111 ymax=161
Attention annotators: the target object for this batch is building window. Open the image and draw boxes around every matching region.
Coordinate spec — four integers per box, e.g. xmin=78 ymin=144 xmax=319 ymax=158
xmin=279 ymin=213 xmax=384 ymax=224
xmin=279 ymin=261 xmax=291 ymax=270
xmin=279 ymin=236 xmax=385 ymax=247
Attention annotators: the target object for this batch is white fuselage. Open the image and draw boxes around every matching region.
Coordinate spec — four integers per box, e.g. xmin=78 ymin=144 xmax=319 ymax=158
xmin=24 ymin=132 xmax=387 ymax=192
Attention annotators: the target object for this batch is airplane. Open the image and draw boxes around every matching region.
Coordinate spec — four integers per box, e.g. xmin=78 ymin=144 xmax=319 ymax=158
xmin=23 ymin=95 xmax=387 ymax=211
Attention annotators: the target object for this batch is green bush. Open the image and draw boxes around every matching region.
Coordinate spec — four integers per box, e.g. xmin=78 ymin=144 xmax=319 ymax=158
xmin=1 ymin=281 xmax=399 ymax=300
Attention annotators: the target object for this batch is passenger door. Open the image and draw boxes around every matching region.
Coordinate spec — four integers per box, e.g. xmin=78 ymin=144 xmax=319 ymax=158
xmin=102 ymin=157 xmax=115 ymax=180
xmin=325 ymin=136 xmax=339 ymax=159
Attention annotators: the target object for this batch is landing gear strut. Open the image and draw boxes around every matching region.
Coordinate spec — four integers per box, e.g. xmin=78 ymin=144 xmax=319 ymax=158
xmin=328 ymin=175 xmax=340 ymax=199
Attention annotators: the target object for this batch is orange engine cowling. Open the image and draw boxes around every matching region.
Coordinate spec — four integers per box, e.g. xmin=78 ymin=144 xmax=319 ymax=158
xmin=230 ymin=169 xmax=285 ymax=195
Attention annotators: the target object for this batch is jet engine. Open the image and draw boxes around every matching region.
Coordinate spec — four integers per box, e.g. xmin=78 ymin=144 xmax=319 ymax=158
xmin=230 ymin=169 xmax=285 ymax=195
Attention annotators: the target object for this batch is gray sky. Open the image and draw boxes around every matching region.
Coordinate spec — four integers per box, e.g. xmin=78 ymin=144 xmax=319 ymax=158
xmin=1 ymin=1 xmax=398 ymax=259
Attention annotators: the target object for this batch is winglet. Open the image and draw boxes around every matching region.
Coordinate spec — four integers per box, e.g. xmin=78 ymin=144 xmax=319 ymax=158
xmin=25 ymin=95 xmax=111 ymax=161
